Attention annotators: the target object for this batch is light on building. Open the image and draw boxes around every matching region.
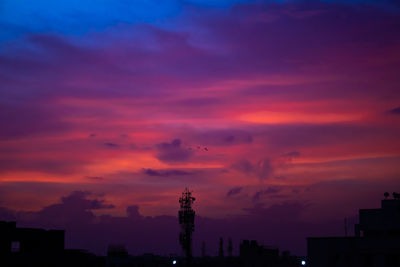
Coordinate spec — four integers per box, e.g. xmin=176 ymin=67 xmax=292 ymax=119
xmin=172 ymin=260 xmax=177 ymax=265
xmin=301 ymin=260 xmax=306 ymax=266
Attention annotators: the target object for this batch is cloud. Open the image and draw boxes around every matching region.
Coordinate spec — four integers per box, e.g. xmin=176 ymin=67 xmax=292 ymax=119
xmin=35 ymin=191 xmax=114 ymax=226
xmin=0 ymin=0 xmax=399 ymax=257
xmin=0 ymin=158 xmax=87 ymax=175
xmin=388 ymin=106 xmax=400 ymax=115
xmin=85 ymin=176 xmax=104 ymax=181
xmin=130 ymin=144 xmax=153 ymax=151
xmin=0 ymin=207 xmax=16 ymax=221
xmin=0 ymin=102 xmax=71 ymax=139
xmin=155 ymin=139 xmax=193 ymax=163
xmin=252 ymin=187 xmax=281 ymax=202
xmin=232 ymin=159 xmax=274 ymax=180
xmin=1 ymin=0 xmax=398 ymax=45
xmin=226 ymin=186 xmax=243 ymax=197
xmin=254 ymin=123 xmax=400 ymax=151
xmin=255 ymin=159 xmax=274 ymax=180
xmin=190 ymin=129 xmax=253 ymax=147
xmin=231 ymin=159 xmax=253 ymax=173
xmin=0 ymin=191 xmax=180 ymax=255
xmin=60 ymin=191 xmax=115 ymax=210
xmin=281 ymin=151 xmax=301 ymax=158
xmin=143 ymin=168 xmax=192 ymax=177
xmin=104 ymin=143 xmax=120 ymax=148
xmin=243 ymin=202 xmax=306 ymax=221
xmin=126 ymin=205 xmax=142 ymax=220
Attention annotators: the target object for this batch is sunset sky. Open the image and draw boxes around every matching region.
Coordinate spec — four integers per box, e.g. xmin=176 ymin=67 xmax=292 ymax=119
xmin=1 ymin=0 xmax=400 ymax=256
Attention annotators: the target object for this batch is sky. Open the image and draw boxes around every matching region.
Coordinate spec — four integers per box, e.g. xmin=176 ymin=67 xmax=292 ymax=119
xmin=0 ymin=0 xmax=400 ymax=256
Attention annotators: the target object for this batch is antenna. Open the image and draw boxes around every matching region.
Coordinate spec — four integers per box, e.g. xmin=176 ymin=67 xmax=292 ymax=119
xmin=219 ymin=237 xmax=224 ymax=258
xmin=179 ymin=188 xmax=196 ymax=266
xmin=228 ymin=237 xmax=233 ymax=257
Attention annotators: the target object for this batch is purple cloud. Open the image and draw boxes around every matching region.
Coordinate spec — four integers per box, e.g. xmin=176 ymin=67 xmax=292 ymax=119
xmin=104 ymin=142 xmax=120 ymax=148
xmin=231 ymin=159 xmax=253 ymax=173
xmin=388 ymin=106 xmax=400 ymax=115
xmin=0 ymin=158 xmax=88 ymax=175
xmin=85 ymin=176 xmax=104 ymax=181
xmin=0 ymin=101 xmax=70 ymax=139
xmin=155 ymin=139 xmax=193 ymax=163
xmin=232 ymin=158 xmax=274 ymax=180
xmin=281 ymin=151 xmax=301 ymax=158
xmin=226 ymin=186 xmax=244 ymax=197
xmin=143 ymin=168 xmax=192 ymax=177
xmin=126 ymin=205 xmax=142 ymax=220
xmin=37 ymin=191 xmax=115 ymax=225
xmin=252 ymin=187 xmax=281 ymax=202
xmin=189 ymin=129 xmax=253 ymax=147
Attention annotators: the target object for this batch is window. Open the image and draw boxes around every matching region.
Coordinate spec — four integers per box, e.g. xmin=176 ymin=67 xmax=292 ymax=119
xmin=11 ymin=241 xmax=20 ymax=253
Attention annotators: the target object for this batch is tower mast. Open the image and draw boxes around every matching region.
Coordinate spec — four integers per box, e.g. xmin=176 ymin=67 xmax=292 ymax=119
xmin=179 ymin=188 xmax=196 ymax=266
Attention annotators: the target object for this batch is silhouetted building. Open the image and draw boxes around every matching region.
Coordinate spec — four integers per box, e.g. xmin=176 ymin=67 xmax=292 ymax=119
xmin=0 ymin=219 xmax=303 ymax=267
xmin=107 ymin=244 xmax=129 ymax=258
xmin=0 ymin=221 xmax=107 ymax=266
xmin=0 ymin=221 xmax=64 ymax=255
xmin=0 ymin=221 xmax=68 ymax=266
xmin=239 ymin=240 xmax=300 ymax=267
xmin=307 ymin=195 xmax=400 ymax=267
xmin=240 ymin=240 xmax=279 ymax=266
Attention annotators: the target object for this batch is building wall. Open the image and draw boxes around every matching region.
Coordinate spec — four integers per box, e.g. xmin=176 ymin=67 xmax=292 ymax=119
xmin=307 ymin=199 xmax=400 ymax=267
xmin=0 ymin=221 xmax=64 ymax=255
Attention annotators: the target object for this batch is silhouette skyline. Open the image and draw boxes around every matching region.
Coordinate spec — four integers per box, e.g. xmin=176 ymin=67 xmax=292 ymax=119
xmin=2 ymin=193 xmax=399 ymax=266
xmin=0 ymin=190 xmax=347 ymax=257
xmin=0 ymin=220 xmax=302 ymax=266
xmin=0 ymin=188 xmax=306 ymax=266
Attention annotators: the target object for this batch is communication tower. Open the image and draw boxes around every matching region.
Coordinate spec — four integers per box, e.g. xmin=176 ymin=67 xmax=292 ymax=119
xmin=179 ymin=188 xmax=196 ymax=266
